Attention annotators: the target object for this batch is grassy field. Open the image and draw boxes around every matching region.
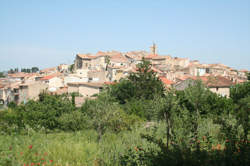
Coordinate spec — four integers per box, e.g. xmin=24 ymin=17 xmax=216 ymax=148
xmin=0 ymin=126 xmax=157 ymax=166
xmin=1 ymin=121 xmax=245 ymax=166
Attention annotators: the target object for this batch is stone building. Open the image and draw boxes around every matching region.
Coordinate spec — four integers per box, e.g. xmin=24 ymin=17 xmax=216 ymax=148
xmin=18 ymin=82 xmax=48 ymax=104
xmin=74 ymin=54 xmax=105 ymax=70
xmin=67 ymin=82 xmax=104 ymax=97
xmin=174 ymin=76 xmax=234 ymax=97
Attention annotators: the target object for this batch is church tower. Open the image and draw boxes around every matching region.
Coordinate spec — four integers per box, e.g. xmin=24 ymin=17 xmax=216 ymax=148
xmin=150 ymin=42 xmax=157 ymax=55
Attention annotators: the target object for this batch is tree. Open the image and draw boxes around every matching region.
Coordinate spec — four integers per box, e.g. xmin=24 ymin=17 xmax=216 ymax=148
xmin=155 ymin=92 xmax=179 ymax=150
xmin=230 ymin=82 xmax=250 ymax=140
xmin=128 ymin=58 xmax=165 ymax=100
xmin=129 ymin=58 xmax=165 ymax=99
xmin=105 ymin=55 xmax=111 ymax=71
xmin=81 ymin=93 xmax=138 ymax=141
xmin=230 ymin=82 xmax=250 ymax=103
xmin=108 ymin=79 xmax=136 ymax=104
xmin=8 ymin=69 xmax=14 ymax=74
xmin=21 ymin=68 xmax=26 ymax=73
xmin=20 ymin=92 xmax=75 ymax=130
xmin=0 ymin=72 xmax=5 ymax=78
xmin=26 ymin=69 xmax=31 ymax=73
xmin=246 ymin=72 xmax=250 ymax=81
xmin=176 ymin=80 xmax=214 ymax=150
xmin=31 ymin=67 xmax=39 ymax=73
xmin=108 ymin=58 xmax=165 ymax=103
xmin=69 ymin=64 xmax=74 ymax=73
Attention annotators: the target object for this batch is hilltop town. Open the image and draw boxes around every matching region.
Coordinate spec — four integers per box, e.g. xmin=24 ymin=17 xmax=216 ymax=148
xmin=0 ymin=44 xmax=249 ymax=107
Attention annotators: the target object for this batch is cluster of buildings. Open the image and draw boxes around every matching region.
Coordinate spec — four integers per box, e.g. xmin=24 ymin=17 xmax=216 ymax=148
xmin=0 ymin=44 xmax=248 ymax=107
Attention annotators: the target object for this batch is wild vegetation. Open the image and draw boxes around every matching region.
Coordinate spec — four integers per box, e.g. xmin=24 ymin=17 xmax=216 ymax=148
xmin=0 ymin=59 xmax=249 ymax=166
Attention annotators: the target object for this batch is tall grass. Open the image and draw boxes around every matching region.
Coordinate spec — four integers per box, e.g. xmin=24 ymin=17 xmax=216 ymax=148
xmin=0 ymin=119 xmax=248 ymax=166
xmin=0 ymin=125 xmax=158 ymax=166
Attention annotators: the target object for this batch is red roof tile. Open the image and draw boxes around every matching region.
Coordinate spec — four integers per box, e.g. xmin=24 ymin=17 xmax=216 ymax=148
xmin=40 ymin=73 xmax=60 ymax=81
xmin=151 ymin=66 xmax=163 ymax=74
xmin=159 ymin=77 xmax=174 ymax=85
xmin=110 ymin=54 xmax=129 ymax=63
xmin=192 ymin=76 xmax=234 ymax=87
xmin=104 ymin=82 xmax=116 ymax=85
xmin=40 ymin=67 xmax=57 ymax=73
xmin=77 ymin=54 xmax=97 ymax=59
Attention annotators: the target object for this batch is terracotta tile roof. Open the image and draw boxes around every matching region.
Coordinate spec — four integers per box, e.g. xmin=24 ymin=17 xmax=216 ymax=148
xmin=8 ymin=72 xmax=27 ymax=78
xmin=77 ymin=54 xmax=97 ymax=59
xmin=176 ymin=75 xmax=191 ymax=81
xmin=9 ymin=72 xmax=41 ymax=79
xmin=40 ymin=73 xmax=60 ymax=81
xmin=96 ymin=51 xmax=106 ymax=56
xmin=192 ymin=76 xmax=234 ymax=87
xmin=206 ymin=76 xmax=234 ymax=87
xmin=110 ymin=54 xmax=129 ymax=63
xmin=40 ymin=67 xmax=57 ymax=73
xmin=151 ymin=66 xmax=163 ymax=74
xmin=159 ymin=77 xmax=174 ymax=85
xmin=104 ymin=81 xmax=116 ymax=85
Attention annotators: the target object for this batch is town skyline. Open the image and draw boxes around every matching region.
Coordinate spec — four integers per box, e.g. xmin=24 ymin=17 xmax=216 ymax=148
xmin=1 ymin=44 xmax=250 ymax=71
xmin=1 ymin=0 xmax=250 ymax=70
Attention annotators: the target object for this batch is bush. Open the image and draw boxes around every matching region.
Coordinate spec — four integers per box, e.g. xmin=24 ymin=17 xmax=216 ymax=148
xmin=81 ymin=93 xmax=143 ymax=140
xmin=57 ymin=111 xmax=88 ymax=131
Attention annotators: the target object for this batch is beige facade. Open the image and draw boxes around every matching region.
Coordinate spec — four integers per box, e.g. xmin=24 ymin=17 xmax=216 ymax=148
xmin=79 ymin=85 xmax=100 ymax=97
xmin=0 ymin=88 xmax=11 ymax=105
xmin=75 ymin=54 xmax=106 ymax=70
xmin=88 ymin=70 xmax=107 ymax=82
xmin=151 ymin=57 xmax=166 ymax=66
xmin=64 ymin=75 xmax=88 ymax=86
xmin=68 ymin=83 xmax=79 ymax=94
xmin=19 ymin=82 xmax=48 ymax=104
xmin=58 ymin=64 xmax=69 ymax=72
xmin=45 ymin=77 xmax=64 ymax=90
xmin=68 ymin=82 xmax=103 ymax=97
xmin=75 ymin=69 xmax=88 ymax=78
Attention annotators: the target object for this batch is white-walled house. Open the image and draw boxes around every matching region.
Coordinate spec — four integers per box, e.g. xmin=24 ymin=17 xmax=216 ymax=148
xmin=40 ymin=74 xmax=64 ymax=92
xmin=64 ymin=75 xmax=88 ymax=86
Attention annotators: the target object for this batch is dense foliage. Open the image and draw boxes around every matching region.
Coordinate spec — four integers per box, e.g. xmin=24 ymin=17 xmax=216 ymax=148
xmin=108 ymin=58 xmax=165 ymax=104
xmin=0 ymin=72 xmax=5 ymax=78
xmin=7 ymin=67 xmax=39 ymax=74
xmin=0 ymin=59 xmax=249 ymax=165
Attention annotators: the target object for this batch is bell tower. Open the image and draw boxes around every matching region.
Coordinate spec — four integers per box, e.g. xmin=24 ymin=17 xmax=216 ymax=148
xmin=150 ymin=42 xmax=157 ymax=55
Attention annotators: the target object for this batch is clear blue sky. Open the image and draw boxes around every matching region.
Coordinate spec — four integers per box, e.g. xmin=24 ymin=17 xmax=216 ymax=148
xmin=0 ymin=0 xmax=249 ymax=70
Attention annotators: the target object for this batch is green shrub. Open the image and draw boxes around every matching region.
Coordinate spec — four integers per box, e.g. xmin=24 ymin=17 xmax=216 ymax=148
xmin=57 ymin=111 xmax=88 ymax=131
